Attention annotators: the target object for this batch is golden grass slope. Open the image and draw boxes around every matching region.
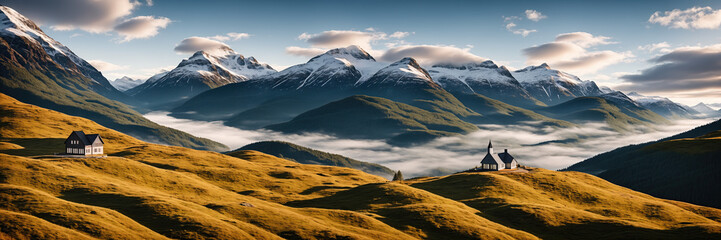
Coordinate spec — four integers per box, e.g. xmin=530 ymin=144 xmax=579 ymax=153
xmin=1 ymin=92 xmax=721 ymax=239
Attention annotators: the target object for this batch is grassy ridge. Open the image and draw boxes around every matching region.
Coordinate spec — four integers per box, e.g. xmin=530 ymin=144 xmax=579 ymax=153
xmin=1 ymin=93 xmax=720 ymax=239
xmin=234 ymin=141 xmax=395 ymax=178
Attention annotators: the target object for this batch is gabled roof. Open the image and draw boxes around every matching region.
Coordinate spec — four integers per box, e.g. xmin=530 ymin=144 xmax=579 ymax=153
xmin=498 ymin=152 xmax=515 ymax=163
xmin=481 ymin=152 xmax=504 ymax=166
xmin=85 ymin=134 xmax=104 ymax=144
xmin=66 ymin=131 xmax=103 ymax=145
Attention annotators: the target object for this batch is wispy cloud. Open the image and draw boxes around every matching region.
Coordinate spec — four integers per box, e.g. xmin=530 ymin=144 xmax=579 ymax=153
xmin=379 ymin=45 xmax=486 ymax=66
xmin=503 ymin=10 xmax=545 ymax=37
xmin=114 ymin=16 xmax=170 ymax=42
xmin=173 ymin=37 xmax=232 ymax=55
xmin=88 ymin=59 xmax=128 ymax=71
xmin=523 ymin=32 xmax=632 ymax=74
xmin=145 ymin=112 xmax=711 ymax=178
xmin=620 ymin=44 xmax=721 ymax=93
xmin=4 ymin=0 xmax=170 ymax=42
xmin=638 ymin=42 xmax=672 ymax=53
xmin=525 ymin=9 xmax=547 ymax=21
xmin=649 ymin=6 xmax=721 ymax=29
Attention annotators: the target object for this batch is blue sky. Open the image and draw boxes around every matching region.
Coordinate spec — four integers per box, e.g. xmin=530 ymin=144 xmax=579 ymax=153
xmin=3 ymin=0 xmax=721 ymax=105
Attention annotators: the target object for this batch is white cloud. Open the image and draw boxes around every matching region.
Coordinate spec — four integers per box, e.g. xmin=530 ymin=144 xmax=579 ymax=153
xmin=285 ymin=46 xmax=327 ymax=57
xmin=525 ymin=9 xmax=547 ymax=21
xmin=523 ymin=32 xmax=631 ymax=74
xmin=555 ymin=32 xmax=615 ymax=48
xmin=209 ymin=32 xmax=251 ymax=41
xmin=649 ymin=6 xmax=721 ymax=29
xmin=504 ymin=13 xmax=538 ymax=37
xmin=380 ymin=45 xmax=486 ymax=66
xmin=389 ymin=31 xmax=411 ymax=39
xmin=4 ymin=0 xmax=171 ymax=42
xmin=113 ymin=16 xmax=170 ymax=42
xmin=88 ymin=59 xmax=128 ymax=71
xmin=227 ymin=32 xmax=251 ymax=40
xmin=173 ymin=37 xmax=232 ymax=55
xmin=638 ymin=42 xmax=671 ymax=53
xmin=297 ymin=30 xmax=382 ymax=50
xmin=3 ymin=0 xmax=138 ymax=33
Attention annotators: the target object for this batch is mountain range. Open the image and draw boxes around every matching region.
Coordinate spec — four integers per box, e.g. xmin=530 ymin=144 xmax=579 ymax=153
xmin=162 ymin=45 xmax=687 ymax=145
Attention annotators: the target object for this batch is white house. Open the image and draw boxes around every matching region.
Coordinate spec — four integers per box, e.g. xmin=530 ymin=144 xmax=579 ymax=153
xmin=479 ymin=140 xmax=517 ymax=171
xmin=64 ymin=131 xmax=104 ymax=156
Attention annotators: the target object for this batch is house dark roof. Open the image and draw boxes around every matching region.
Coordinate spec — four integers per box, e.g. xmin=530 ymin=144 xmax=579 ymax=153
xmin=67 ymin=131 xmax=103 ymax=145
xmin=481 ymin=152 xmax=504 ymax=166
xmin=498 ymin=151 xmax=515 ymax=164
xmin=85 ymin=134 xmax=103 ymax=144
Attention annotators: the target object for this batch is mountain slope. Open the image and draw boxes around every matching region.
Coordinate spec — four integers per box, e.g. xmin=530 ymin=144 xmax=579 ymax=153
xmin=0 ymin=7 xmax=225 ymax=151
xmin=428 ymin=61 xmax=545 ymax=108
xmin=233 ymin=141 xmax=394 ymax=177
xmin=0 ymin=6 xmax=126 ymax=102
xmin=565 ymin=118 xmax=721 ymax=209
xmin=2 ymin=93 xmax=720 ymax=239
xmin=512 ymin=63 xmax=603 ymax=105
xmin=128 ymin=49 xmax=275 ymax=108
xmin=266 ymin=95 xmax=478 ymax=146
xmin=537 ymin=96 xmax=666 ymax=131
xmin=627 ymin=92 xmax=697 ymax=119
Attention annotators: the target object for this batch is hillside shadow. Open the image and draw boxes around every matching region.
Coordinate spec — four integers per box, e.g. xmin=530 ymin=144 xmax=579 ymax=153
xmin=59 ymin=188 xmax=182 ymax=238
xmin=0 ymin=138 xmax=64 ymax=156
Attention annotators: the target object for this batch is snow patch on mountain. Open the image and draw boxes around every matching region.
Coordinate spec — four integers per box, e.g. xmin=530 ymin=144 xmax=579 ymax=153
xmin=428 ymin=61 xmax=519 ymax=88
xmin=363 ymin=57 xmax=434 ymax=87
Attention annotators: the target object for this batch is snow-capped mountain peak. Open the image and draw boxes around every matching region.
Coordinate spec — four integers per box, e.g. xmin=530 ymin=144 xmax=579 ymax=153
xmin=111 ymin=76 xmax=146 ymax=92
xmin=512 ymin=63 xmax=582 ymax=84
xmin=179 ymin=49 xmax=275 ymax=79
xmin=1 ymin=6 xmax=118 ymax=94
xmin=381 ymin=57 xmax=432 ymax=81
xmin=314 ymin=45 xmax=375 ymax=61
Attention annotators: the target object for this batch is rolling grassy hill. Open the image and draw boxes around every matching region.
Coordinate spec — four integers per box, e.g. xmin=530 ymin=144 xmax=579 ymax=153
xmin=266 ymin=95 xmax=478 ymax=146
xmin=234 ymin=141 xmax=395 ymax=178
xmin=1 ymin=93 xmax=720 ymax=239
xmin=565 ymin=118 xmax=721 ymax=209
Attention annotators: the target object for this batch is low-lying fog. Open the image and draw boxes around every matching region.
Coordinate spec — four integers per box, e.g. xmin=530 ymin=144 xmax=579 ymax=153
xmin=146 ymin=112 xmax=714 ymax=177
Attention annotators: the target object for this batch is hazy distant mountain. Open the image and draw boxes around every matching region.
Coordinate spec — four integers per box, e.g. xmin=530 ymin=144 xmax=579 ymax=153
xmin=537 ymin=95 xmax=667 ymax=131
xmin=627 ymin=92 xmax=697 ymax=119
xmin=691 ymin=102 xmax=719 ymax=117
xmin=128 ymin=48 xmax=275 ymax=107
xmin=0 ymin=6 xmax=225 ymax=151
xmin=111 ymin=76 xmax=146 ymax=92
xmin=512 ymin=63 xmax=604 ymax=106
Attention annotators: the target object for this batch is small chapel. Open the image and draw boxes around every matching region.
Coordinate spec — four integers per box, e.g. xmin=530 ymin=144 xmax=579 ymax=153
xmin=479 ymin=140 xmax=517 ymax=171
